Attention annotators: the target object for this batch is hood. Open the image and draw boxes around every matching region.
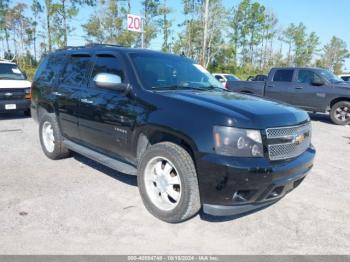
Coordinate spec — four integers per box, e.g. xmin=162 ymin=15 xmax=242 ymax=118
xmin=159 ymin=90 xmax=309 ymax=129
xmin=0 ymin=79 xmax=31 ymax=89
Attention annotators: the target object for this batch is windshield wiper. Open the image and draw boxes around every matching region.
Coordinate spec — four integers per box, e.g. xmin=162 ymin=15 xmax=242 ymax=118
xmin=151 ymin=84 xmax=226 ymax=92
xmin=152 ymin=85 xmax=214 ymax=91
xmin=202 ymin=85 xmax=228 ymax=91
xmin=151 ymin=85 xmax=183 ymax=90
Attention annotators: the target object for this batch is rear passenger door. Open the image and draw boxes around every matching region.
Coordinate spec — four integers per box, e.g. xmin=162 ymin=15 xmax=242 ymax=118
xmin=265 ymin=69 xmax=295 ymax=104
xmin=78 ymin=53 xmax=138 ymax=161
xmin=54 ymin=54 xmax=93 ymax=142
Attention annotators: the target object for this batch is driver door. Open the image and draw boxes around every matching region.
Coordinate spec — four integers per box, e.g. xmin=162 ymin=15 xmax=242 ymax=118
xmin=292 ymin=69 xmax=329 ymax=111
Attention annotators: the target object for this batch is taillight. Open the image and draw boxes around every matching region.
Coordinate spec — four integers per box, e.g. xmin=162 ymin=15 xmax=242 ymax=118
xmin=224 ymin=82 xmax=228 ymax=90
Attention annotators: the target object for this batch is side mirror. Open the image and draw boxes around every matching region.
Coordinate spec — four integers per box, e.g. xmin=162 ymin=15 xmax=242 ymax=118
xmin=311 ymin=78 xmax=325 ymax=86
xmin=93 ymin=73 xmax=127 ymax=92
xmin=22 ymin=72 xmax=27 ymax=79
xmin=219 ymin=78 xmax=225 ymax=83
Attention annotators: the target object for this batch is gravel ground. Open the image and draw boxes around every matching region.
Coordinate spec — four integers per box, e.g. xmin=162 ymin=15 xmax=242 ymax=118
xmin=0 ymin=112 xmax=349 ymax=254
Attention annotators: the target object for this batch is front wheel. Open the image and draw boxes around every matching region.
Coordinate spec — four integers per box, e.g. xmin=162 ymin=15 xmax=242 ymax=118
xmin=330 ymin=101 xmax=350 ymax=125
xmin=137 ymin=142 xmax=201 ymax=223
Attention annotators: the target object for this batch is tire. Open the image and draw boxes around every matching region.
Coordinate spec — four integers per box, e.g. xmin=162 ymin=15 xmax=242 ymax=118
xmin=330 ymin=101 xmax=350 ymax=125
xmin=24 ymin=109 xmax=31 ymax=117
xmin=137 ymin=142 xmax=201 ymax=223
xmin=39 ymin=113 xmax=70 ymax=160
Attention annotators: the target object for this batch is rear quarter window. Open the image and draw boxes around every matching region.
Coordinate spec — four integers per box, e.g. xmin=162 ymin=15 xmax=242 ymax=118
xmin=273 ymin=70 xmax=294 ymax=82
xmin=34 ymin=54 xmax=67 ymax=84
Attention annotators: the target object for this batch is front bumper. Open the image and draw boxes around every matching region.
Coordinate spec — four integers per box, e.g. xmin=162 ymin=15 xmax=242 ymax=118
xmin=196 ymin=146 xmax=315 ymax=216
xmin=0 ymin=99 xmax=30 ymax=112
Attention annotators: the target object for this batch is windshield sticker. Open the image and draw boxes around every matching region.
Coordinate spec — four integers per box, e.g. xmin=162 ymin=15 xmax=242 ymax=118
xmin=193 ymin=64 xmax=209 ymax=74
xmin=12 ymin=68 xmax=21 ymax=74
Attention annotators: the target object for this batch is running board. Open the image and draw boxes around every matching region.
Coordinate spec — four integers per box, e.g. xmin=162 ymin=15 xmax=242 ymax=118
xmin=63 ymin=140 xmax=137 ymax=176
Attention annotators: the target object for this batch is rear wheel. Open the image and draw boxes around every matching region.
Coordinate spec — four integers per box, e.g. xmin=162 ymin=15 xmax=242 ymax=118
xmin=330 ymin=101 xmax=350 ymax=125
xmin=137 ymin=142 xmax=201 ymax=223
xmin=39 ymin=113 xmax=70 ymax=159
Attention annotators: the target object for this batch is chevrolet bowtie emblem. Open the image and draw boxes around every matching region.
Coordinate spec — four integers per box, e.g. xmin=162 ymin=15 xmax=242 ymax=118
xmin=294 ymin=134 xmax=305 ymax=145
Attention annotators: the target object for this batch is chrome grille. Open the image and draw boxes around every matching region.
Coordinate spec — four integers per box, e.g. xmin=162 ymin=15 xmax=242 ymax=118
xmin=0 ymin=88 xmax=26 ymax=100
xmin=266 ymin=123 xmax=311 ymax=161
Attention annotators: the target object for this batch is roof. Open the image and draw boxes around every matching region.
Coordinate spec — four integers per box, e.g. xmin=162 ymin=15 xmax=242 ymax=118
xmin=271 ymin=67 xmax=325 ymax=71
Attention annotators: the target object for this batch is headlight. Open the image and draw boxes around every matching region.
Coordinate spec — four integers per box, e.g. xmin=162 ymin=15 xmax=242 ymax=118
xmin=25 ymin=88 xmax=31 ymax=99
xmin=213 ymin=126 xmax=264 ymax=157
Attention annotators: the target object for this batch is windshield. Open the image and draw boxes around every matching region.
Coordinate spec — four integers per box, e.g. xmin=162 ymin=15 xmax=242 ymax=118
xmin=130 ymin=53 xmax=223 ymax=91
xmin=224 ymin=74 xmax=239 ymax=81
xmin=0 ymin=63 xmax=26 ymax=80
xmin=317 ymin=69 xmax=343 ymax=84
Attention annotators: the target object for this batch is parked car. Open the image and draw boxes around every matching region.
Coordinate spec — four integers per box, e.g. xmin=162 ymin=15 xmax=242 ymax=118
xmin=31 ymin=45 xmax=315 ymax=223
xmin=0 ymin=59 xmax=31 ymax=116
xmin=338 ymin=74 xmax=350 ymax=82
xmin=228 ymin=67 xmax=350 ymax=125
xmin=213 ymin=73 xmax=240 ymax=89
xmin=247 ymin=74 xmax=268 ymax=81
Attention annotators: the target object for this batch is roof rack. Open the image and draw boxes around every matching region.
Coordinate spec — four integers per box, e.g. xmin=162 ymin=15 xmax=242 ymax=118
xmin=55 ymin=45 xmax=86 ymax=52
xmin=85 ymin=43 xmax=126 ymax=48
xmin=55 ymin=43 xmax=126 ymax=52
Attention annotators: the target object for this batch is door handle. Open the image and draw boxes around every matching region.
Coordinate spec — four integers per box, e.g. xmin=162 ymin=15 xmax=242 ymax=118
xmin=295 ymin=86 xmax=303 ymax=90
xmin=80 ymin=98 xmax=94 ymax=104
xmin=52 ymin=91 xmax=63 ymax=96
xmin=267 ymin=85 xmax=274 ymax=88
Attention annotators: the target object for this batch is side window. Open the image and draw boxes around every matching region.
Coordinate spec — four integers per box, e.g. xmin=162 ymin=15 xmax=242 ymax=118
xmin=61 ymin=55 xmax=92 ymax=86
xmin=256 ymin=75 xmax=267 ymax=81
xmin=33 ymin=57 xmax=49 ymax=82
xmin=273 ymin=70 xmax=294 ymax=82
xmin=297 ymin=70 xmax=321 ymax=84
xmin=215 ymin=75 xmax=223 ymax=81
xmin=91 ymin=55 xmax=125 ymax=86
xmin=34 ymin=54 xmax=67 ymax=84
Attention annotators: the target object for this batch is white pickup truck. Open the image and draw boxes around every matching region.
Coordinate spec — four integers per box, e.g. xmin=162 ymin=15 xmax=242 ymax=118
xmin=0 ymin=60 xmax=31 ymax=116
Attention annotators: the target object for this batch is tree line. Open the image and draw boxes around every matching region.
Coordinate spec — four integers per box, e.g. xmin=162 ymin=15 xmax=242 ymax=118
xmin=0 ymin=0 xmax=349 ymax=79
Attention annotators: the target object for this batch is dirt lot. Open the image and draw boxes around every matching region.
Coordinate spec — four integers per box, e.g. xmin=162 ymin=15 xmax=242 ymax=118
xmin=0 ymin=112 xmax=349 ymax=254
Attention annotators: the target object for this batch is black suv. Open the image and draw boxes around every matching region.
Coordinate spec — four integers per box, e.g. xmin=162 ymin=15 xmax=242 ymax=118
xmin=31 ymin=45 xmax=315 ymax=223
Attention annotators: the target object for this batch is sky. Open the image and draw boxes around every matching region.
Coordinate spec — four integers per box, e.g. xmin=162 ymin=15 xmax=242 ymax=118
xmin=17 ymin=0 xmax=350 ymax=70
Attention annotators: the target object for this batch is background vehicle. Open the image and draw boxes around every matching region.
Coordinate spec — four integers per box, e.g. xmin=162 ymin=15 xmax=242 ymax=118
xmin=247 ymin=74 xmax=268 ymax=81
xmin=31 ymin=45 xmax=315 ymax=223
xmin=228 ymin=67 xmax=350 ymax=125
xmin=338 ymin=74 xmax=350 ymax=82
xmin=0 ymin=59 xmax=31 ymax=116
xmin=213 ymin=73 xmax=240 ymax=89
